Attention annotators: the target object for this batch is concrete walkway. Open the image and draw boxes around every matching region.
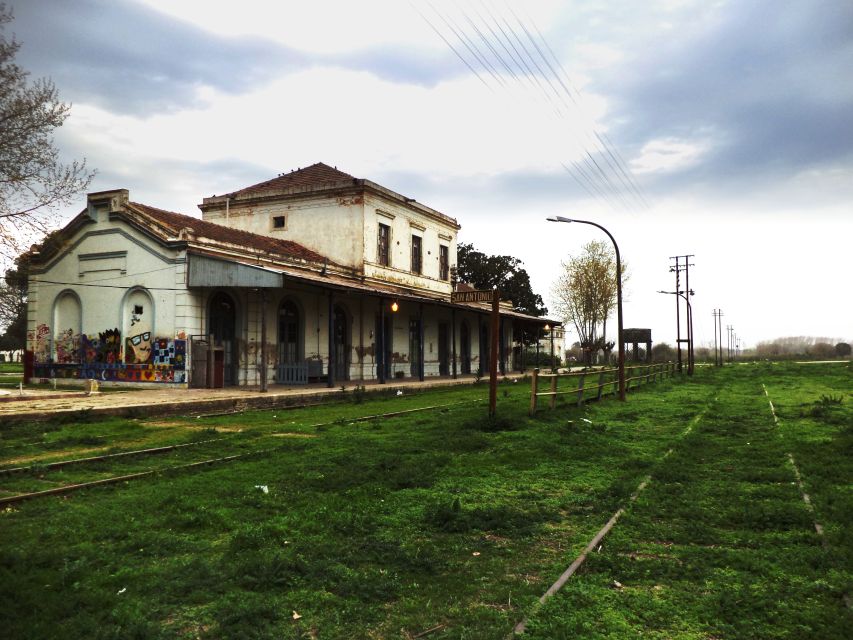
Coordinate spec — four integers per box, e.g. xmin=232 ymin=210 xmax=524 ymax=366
xmin=0 ymin=373 xmax=525 ymax=424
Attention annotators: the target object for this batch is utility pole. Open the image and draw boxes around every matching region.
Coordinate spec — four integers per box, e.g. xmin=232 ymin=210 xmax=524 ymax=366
xmin=670 ymin=255 xmax=695 ymax=374
xmin=713 ymin=309 xmax=718 ymax=366
xmin=712 ymin=309 xmax=724 ymax=366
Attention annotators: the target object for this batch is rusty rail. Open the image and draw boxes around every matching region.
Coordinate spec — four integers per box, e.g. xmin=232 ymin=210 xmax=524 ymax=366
xmin=529 ymin=363 xmax=676 ymax=416
xmin=0 ymin=437 xmax=230 ymax=476
xmin=0 ymin=451 xmax=261 ymax=507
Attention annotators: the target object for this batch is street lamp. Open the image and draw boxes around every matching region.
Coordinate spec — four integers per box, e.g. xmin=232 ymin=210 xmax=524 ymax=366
xmin=658 ymin=289 xmax=694 ymax=374
xmin=547 ymin=216 xmax=625 ymax=401
xmin=544 ymin=323 xmax=555 ymax=373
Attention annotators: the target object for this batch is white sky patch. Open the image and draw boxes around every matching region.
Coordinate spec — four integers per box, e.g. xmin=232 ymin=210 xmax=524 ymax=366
xmin=573 ymin=43 xmax=624 ymax=69
xmin=62 ymin=62 xmax=614 ymax=189
xmin=630 ymin=137 xmax=710 ymax=174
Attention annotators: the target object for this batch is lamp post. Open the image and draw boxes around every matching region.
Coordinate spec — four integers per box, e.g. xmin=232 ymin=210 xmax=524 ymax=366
xmin=544 ymin=323 xmax=555 ymax=373
xmin=658 ymin=289 xmax=694 ymax=374
xmin=547 ymin=216 xmax=625 ymax=401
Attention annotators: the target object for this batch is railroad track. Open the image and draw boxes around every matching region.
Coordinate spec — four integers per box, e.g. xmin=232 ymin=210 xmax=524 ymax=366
xmin=0 ymin=434 xmax=258 ymax=507
xmin=0 ymin=397 xmax=485 ymax=507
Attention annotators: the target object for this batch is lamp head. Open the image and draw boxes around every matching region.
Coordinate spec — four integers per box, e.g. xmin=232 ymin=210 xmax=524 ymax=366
xmin=391 ymin=301 xmax=399 ymax=313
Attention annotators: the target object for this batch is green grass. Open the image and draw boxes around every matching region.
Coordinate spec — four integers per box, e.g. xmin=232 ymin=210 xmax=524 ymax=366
xmin=522 ymin=362 xmax=852 ymax=639
xmin=0 ymin=365 xmax=850 ymax=639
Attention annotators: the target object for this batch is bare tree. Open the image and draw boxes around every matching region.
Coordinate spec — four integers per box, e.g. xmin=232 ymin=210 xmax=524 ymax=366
xmin=551 ymin=240 xmax=627 ymax=364
xmin=0 ymin=4 xmax=94 ymax=265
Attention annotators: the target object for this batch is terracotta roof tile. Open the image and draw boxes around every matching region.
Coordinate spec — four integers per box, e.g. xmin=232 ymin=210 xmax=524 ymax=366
xmin=128 ymin=202 xmax=329 ymax=264
xmin=228 ymin=162 xmax=357 ymax=197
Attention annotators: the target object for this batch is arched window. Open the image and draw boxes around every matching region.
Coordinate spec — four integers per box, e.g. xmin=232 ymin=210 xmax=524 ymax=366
xmin=123 ymin=288 xmax=154 ymax=364
xmin=52 ymin=290 xmax=82 ymax=363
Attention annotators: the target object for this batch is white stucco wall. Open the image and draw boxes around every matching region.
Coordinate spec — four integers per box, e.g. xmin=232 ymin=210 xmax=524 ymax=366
xmin=28 ymin=224 xmax=186 ymax=341
xmin=25 ymin=207 xmax=193 ymax=386
xmin=362 ymin=192 xmax=457 ymax=296
xmin=202 ymin=194 xmax=365 ymax=269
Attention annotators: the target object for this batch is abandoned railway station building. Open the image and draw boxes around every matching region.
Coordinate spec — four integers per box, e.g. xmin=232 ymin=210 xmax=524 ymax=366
xmin=24 ymin=164 xmax=556 ymax=388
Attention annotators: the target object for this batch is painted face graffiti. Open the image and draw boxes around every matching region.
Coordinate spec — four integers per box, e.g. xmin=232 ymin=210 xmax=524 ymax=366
xmin=126 ymin=331 xmax=152 ymax=364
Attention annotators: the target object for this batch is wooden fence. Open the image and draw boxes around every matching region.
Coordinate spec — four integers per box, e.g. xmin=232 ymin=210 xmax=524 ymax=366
xmin=529 ymin=363 xmax=677 ymax=416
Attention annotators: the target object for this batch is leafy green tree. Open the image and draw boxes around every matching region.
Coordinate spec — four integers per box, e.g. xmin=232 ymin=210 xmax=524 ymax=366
xmin=0 ymin=262 xmax=26 ymax=350
xmin=651 ymin=342 xmax=676 ymax=363
xmin=0 ymin=4 xmax=94 ymax=265
xmin=834 ymin=342 xmax=851 ymax=357
xmin=551 ymin=240 xmax=627 ymax=364
xmin=456 ymin=242 xmax=547 ymax=316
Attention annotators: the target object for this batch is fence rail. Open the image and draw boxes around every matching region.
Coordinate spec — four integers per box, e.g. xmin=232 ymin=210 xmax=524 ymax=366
xmin=529 ymin=363 xmax=677 ymax=415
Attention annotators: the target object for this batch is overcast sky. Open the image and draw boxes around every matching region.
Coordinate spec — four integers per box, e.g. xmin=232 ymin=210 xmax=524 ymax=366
xmin=9 ymin=0 xmax=853 ymax=348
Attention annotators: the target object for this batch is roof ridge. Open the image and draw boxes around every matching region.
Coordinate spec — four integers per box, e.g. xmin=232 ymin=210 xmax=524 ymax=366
xmin=224 ymin=162 xmax=358 ymax=198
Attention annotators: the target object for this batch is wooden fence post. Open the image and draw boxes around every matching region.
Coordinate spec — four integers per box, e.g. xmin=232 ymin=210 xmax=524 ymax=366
xmin=529 ymin=368 xmax=539 ymax=416
xmin=576 ymin=373 xmax=586 ymax=406
xmin=597 ymin=370 xmax=605 ymax=400
xmin=549 ymin=374 xmax=557 ymax=410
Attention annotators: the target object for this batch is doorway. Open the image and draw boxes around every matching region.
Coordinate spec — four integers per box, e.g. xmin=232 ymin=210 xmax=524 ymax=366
xmin=460 ymin=322 xmax=471 ymax=374
xmin=375 ymin=313 xmax=393 ymax=380
xmin=208 ymin=291 xmax=237 ymax=385
xmin=438 ymin=323 xmax=449 ymax=375
xmin=479 ymin=321 xmax=490 ymax=376
xmin=333 ymin=305 xmax=349 ymax=381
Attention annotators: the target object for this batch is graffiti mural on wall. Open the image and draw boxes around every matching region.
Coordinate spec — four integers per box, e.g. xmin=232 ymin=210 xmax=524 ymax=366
xmin=30 ymin=323 xmax=188 ymax=384
xmin=27 ymin=323 xmax=51 ymax=363
xmin=125 ymin=331 xmax=153 ymax=364
xmin=83 ymin=329 xmax=122 ymax=365
xmin=54 ymin=329 xmax=82 ymax=364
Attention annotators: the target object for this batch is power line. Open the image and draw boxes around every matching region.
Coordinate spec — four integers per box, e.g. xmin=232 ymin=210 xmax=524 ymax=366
xmin=416 ymin=1 xmax=648 ymax=212
xmin=438 ymin=2 xmax=620 ymax=206
xmin=29 ymin=278 xmax=187 ymax=291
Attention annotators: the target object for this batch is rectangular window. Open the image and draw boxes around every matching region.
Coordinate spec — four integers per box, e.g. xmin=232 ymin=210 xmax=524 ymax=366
xmin=439 ymin=245 xmax=449 ymax=280
xmin=272 ymin=215 xmax=286 ymax=229
xmin=378 ymin=223 xmax=391 ymax=266
xmin=411 ymin=235 xmax=422 ymax=274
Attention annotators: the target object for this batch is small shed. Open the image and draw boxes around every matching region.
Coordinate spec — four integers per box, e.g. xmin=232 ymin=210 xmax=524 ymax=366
xmin=622 ymin=328 xmax=652 ymax=362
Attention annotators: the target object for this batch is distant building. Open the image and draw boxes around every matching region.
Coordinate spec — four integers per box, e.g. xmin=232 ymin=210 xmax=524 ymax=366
xmin=25 ymin=163 xmax=556 ymax=387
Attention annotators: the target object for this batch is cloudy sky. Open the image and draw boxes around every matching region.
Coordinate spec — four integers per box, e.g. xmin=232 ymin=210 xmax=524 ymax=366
xmin=9 ymin=0 xmax=853 ymax=348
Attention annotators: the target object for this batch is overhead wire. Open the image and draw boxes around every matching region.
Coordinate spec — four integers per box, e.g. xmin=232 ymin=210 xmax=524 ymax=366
xmin=411 ymin=2 xmax=492 ymax=89
xmin=420 ymin=0 xmax=646 ymax=212
xmin=416 ymin=0 xmax=648 ymax=210
xmin=520 ymin=8 xmax=650 ymax=207
xmin=457 ymin=0 xmax=621 ymax=208
xmin=504 ymin=3 xmax=644 ymax=210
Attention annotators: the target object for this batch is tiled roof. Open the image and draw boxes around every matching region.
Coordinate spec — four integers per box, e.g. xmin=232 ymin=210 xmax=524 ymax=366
xmin=228 ymin=162 xmax=357 ymax=197
xmin=128 ymin=202 xmax=329 ymax=264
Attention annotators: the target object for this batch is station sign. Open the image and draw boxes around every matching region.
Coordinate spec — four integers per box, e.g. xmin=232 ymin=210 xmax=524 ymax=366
xmin=451 ymin=290 xmax=495 ymax=304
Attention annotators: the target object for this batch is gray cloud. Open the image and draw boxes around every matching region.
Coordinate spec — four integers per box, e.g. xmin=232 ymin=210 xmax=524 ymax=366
xmin=10 ymin=0 xmax=307 ymax=114
xmin=594 ymin=1 xmax=853 ymax=195
xmin=9 ymin=0 xmax=462 ymax=116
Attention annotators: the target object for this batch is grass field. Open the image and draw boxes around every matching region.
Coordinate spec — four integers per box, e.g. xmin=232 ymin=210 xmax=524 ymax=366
xmin=0 ymin=361 xmax=23 ymax=387
xmin=0 ymin=363 xmax=850 ymax=639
